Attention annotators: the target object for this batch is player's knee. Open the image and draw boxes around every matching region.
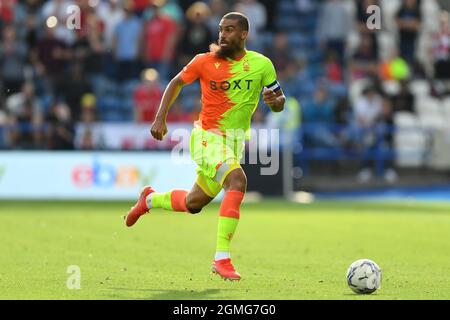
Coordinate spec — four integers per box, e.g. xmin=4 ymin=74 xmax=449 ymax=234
xmin=185 ymin=198 xmax=205 ymax=214
xmin=229 ymin=175 xmax=247 ymax=192
xmin=224 ymin=168 xmax=247 ymax=192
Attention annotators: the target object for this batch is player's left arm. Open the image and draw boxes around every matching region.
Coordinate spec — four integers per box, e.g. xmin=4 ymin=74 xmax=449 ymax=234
xmin=263 ymin=87 xmax=285 ymax=113
xmin=262 ymin=58 xmax=285 ymax=112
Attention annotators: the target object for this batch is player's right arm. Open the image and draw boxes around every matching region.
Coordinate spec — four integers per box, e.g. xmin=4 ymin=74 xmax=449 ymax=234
xmin=150 ymin=54 xmax=204 ymax=141
xmin=150 ymin=74 xmax=186 ymax=141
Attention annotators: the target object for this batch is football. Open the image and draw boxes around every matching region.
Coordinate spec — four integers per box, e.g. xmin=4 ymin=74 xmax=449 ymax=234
xmin=346 ymin=259 xmax=382 ymax=294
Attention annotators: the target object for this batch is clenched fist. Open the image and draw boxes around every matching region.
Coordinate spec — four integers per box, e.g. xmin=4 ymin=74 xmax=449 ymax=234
xmin=150 ymin=118 xmax=168 ymax=141
xmin=263 ymin=87 xmax=277 ymax=107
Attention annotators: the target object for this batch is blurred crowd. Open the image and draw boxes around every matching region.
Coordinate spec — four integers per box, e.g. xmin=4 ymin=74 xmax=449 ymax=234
xmin=0 ymin=0 xmax=449 ymax=180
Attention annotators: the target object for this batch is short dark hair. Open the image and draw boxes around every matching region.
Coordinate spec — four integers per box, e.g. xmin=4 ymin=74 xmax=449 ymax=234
xmin=222 ymin=12 xmax=249 ymax=31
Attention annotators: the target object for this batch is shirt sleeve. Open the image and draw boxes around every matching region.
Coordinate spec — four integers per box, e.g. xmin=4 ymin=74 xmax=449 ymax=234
xmin=180 ymin=54 xmax=203 ymax=84
xmin=262 ymin=58 xmax=281 ymax=92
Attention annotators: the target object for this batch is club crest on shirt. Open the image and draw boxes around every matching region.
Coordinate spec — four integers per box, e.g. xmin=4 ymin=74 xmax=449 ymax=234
xmin=243 ymin=60 xmax=250 ymax=72
xmin=214 ymin=62 xmax=221 ymax=69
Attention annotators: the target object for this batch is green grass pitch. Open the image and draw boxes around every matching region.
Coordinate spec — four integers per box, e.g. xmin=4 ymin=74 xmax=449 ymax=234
xmin=1 ymin=200 xmax=449 ymax=300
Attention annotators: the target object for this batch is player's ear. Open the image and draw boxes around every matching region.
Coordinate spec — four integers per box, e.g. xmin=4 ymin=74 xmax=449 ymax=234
xmin=241 ymin=30 xmax=248 ymax=40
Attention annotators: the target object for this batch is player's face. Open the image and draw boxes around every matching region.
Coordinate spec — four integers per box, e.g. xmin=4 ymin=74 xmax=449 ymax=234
xmin=218 ymin=19 xmax=246 ymax=56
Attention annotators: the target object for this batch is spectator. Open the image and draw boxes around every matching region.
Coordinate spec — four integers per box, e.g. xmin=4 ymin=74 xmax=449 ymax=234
xmin=14 ymin=0 xmax=42 ymax=50
xmin=32 ymin=23 xmax=71 ymax=96
xmin=258 ymin=0 xmax=277 ymax=31
xmin=133 ymin=69 xmax=163 ymax=123
xmin=6 ymin=82 xmax=43 ymax=124
xmin=264 ymin=32 xmax=293 ymax=80
xmin=133 ymin=0 xmax=150 ymax=17
xmin=234 ymin=0 xmax=267 ymax=49
xmin=80 ymin=93 xmax=97 ymax=124
xmin=379 ymin=49 xmax=410 ymax=81
xmin=355 ymin=0 xmax=380 ymax=32
xmin=334 ymin=96 xmax=351 ymax=127
xmin=280 ymin=56 xmax=311 ymax=98
xmin=325 ymin=51 xmax=344 ymax=84
xmin=142 ymin=3 xmax=178 ymax=82
xmin=354 ymin=87 xmax=383 ymax=130
xmin=6 ymin=82 xmax=44 ymax=149
xmin=45 ymin=101 xmax=75 ymax=150
xmin=349 ymin=34 xmax=379 ymax=80
xmin=71 ymin=10 xmax=105 ymax=78
xmin=301 ymin=85 xmax=338 ymax=148
xmin=59 ymin=62 xmax=92 ymax=121
xmin=40 ymin=0 xmax=76 ymax=45
xmin=355 ymin=0 xmax=379 ymax=58
xmin=97 ymin=0 xmax=125 ymax=52
xmin=0 ymin=25 xmax=27 ymax=97
xmin=430 ymin=11 xmax=450 ymax=80
xmin=0 ymin=0 xmax=17 ymax=26
xmin=95 ymin=0 xmax=124 ymax=78
xmin=113 ymin=0 xmax=142 ymax=82
xmin=207 ymin=0 xmax=229 ymax=37
xmin=77 ymin=93 xmax=96 ymax=150
xmin=145 ymin=0 xmax=184 ymax=24
xmin=317 ymin=0 xmax=351 ymax=65
xmin=177 ymin=1 xmax=213 ymax=67
xmin=79 ymin=127 xmax=95 ymax=150
xmin=352 ymin=86 xmax=386 ymax=182
xmin=390 ymin=80 xmax=415 ymax=113
xmin=396 ymin=0 xmax=422 ymax=65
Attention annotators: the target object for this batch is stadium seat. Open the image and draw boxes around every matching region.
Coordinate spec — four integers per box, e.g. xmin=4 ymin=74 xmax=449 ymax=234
xmin=383 ymin=80 xmax=400 ymax=96
xmin=442 ymin=98 xmax=450 ymax=122
xmin=394 ymin=112 xmax=419 ymax=127
xmin=415 ymin=97 xmax=442 ymax=116
xmin=394 ymin=129 xmax=428 ymax=167
xmin=409 ymin=80 xmax=430 ymax=98
xmin=393 ymin=111 xmax=428 ymax=167
xmin=419 ymin=115 xmax=445 ymax=129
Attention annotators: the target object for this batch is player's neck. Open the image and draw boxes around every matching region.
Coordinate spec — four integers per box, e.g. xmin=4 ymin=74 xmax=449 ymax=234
xmin=228 ymin=49 xmax=247 ymax=61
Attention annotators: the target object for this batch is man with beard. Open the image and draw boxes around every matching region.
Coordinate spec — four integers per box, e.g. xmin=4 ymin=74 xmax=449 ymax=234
xmin=124 ymin=12 xmax=285 ymax=281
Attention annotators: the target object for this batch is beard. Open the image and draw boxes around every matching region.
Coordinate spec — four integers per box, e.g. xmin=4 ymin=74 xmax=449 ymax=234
xmin=210 ymin=42 xmax=238 ymax=59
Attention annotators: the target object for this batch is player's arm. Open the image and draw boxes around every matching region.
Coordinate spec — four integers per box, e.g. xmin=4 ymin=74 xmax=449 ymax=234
xmin=263 ymin=87 xmax=285 ymax=113
xmin=262 ymin=59 xmax=285 ymax=113
xmin=150 ymin=74 xmax=186 ymax=141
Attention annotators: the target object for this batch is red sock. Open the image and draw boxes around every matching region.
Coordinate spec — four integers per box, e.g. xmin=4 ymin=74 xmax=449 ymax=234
xmin=171 ymin=190 xmax=188 ymax=212
xmin=220 ymin=190 xmax=244 ymax=219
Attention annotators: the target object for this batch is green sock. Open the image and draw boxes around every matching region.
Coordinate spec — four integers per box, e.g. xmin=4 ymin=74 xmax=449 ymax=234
xmin=148 ymin=190 xmax=188 ymax=212
xmin=216 ymin=216 xmax=239 ymax=252
xmin=149 ymin=192 xmax=173 ymax=210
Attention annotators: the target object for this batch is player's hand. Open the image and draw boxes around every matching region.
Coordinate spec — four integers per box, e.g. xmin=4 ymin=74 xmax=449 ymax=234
xmin=263 ymin=87 xmax=277 ymax=107
xmin=150 ymin=118 xmax=168 ymax=141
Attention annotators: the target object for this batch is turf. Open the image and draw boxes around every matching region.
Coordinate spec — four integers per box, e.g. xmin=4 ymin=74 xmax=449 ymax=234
xmin=0 ymin=200 xmax=449 ymax=300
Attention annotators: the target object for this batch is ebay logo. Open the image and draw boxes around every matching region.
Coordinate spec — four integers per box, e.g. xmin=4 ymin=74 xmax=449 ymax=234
xmin=72 ymin=158 xmax=156 ymax=188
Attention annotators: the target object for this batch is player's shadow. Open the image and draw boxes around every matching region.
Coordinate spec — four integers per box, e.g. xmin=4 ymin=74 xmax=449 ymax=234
xmin=106 ymin=287 xmax=235 ymax=300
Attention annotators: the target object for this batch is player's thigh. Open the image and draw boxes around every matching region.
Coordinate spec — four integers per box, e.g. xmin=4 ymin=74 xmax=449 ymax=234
xmin=222 ymin=167 xmax=247 ymax=193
